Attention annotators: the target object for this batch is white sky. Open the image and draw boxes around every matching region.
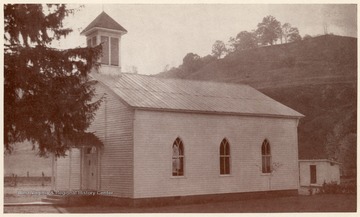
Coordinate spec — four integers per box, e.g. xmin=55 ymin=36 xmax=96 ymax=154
xmin=50 ymin=4 xmax=357 ymax=75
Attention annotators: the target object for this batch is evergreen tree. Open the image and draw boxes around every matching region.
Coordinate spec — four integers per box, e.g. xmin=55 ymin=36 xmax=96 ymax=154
xmin=4 ymin=4 xmax=103 ymax=157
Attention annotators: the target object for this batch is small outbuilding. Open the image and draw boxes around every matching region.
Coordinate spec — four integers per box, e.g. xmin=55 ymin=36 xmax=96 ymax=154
xmin=299 ymin=159 xmax=341 ymax=188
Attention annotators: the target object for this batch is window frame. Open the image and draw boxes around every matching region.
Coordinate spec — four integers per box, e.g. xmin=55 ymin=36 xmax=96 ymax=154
xmin=99 ymin=35 xmax=119 ymax=66
xmin=261 ymin=139 xmax=272 ymax=174
xmin=219 ymin=138 xmax=231 ymax=175
xmin=110 ymin=37 xmax=119 ymax=66
xmin=92 ymin=36 xmax=97 ymax=47
xmin=172 ymin=137 xmax=185 ymax=177
xmin=100 ymin=36 xmax=110 ymax=65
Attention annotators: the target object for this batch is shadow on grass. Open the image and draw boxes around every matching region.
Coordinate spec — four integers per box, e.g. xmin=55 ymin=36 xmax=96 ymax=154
xmin=57 ymin=194 xmax=356 ymax=213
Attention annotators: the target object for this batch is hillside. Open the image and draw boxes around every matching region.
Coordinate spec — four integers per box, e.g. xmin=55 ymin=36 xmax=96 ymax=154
xmin=158 ymin=35 xmax=357 ymax=176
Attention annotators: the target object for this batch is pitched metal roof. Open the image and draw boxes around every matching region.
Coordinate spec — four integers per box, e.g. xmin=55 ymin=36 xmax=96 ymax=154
xmin=91 ymin=73 xmax=304 ymax=118
xmin=299 ymin=159 xmax=341 ymax=165
xmin=81 ymin=11 xmax=127 ymax=35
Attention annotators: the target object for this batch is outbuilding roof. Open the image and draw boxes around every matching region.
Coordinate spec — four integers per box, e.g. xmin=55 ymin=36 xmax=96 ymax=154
xmin=81 ymin=11 xmax=127 ymax=35
xmin=299 ymin=159 xmax=341 ymax=165
xmin=91 ymin=72 xmax=304 ymax=118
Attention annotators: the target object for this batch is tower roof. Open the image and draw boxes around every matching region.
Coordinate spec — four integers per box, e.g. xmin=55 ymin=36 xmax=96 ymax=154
xmin=81 ymin=11 xmax=127 ymax=35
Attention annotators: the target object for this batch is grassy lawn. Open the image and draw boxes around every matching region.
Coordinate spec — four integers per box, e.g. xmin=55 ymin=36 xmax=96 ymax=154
xmin=4 ymin=194 xmax=356 ymax=213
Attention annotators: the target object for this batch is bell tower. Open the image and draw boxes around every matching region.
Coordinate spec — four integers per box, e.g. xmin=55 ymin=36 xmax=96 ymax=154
xmin=81 ymin=11 xmax=127 ymax=74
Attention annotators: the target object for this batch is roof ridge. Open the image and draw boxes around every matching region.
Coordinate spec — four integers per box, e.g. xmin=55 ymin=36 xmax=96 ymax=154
xmin=121 ymin=72 xmax=250 ymax=87
xmin=117 ymin=86 xmax=272 ymax=100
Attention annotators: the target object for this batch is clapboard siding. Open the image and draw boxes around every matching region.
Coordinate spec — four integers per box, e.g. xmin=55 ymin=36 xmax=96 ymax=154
xmin=69 ymin=149 xmax=81 ymax=190
xmin=133 ymin=110 xmax=299 ymax=198
xmin=55 ymin=151 xmax=70 ymax=190
xmin=88 ymin=83 xmax=134 ymax=198
xmin=55 ymin=149 xmax=81 ymax=191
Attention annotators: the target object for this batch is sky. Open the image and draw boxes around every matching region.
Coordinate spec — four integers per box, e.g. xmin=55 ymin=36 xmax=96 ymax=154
xmin=50 ymin=4 xmax=357 ymax=75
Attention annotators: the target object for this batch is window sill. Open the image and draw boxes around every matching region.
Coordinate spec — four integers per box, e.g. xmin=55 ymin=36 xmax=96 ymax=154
xmin=100 ymin=64 xmax=120 ymax=68
xmin=219 ymin=174 xmax=232 ymax=177
xmin=170 ymin=176 xmax=187 ymax=179
xmin=261 ymin=173 xmax=272 ymax=176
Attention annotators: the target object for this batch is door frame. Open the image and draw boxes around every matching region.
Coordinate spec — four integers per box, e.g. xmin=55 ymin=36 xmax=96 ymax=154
xmin=81 ymin=146 xmax=100 ymax=190
xmin=310 ymin=164 xmax=317 ymax=184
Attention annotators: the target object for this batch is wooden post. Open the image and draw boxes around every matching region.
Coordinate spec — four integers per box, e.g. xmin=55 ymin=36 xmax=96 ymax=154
xmin=80 ymin=147 xmax=83 ymax=190
xmin=51 ymin=153 xmax=54 ymax=190
xmin=97 ymin=147 xmax=101 ymax=191
xmin=42 ymin=171 xmax=44 ymax=187
xmin=69 ymin=149 xmax=72 ymax=191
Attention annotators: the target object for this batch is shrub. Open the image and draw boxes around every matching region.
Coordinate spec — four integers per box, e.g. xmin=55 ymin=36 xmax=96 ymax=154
xmin=340 ymin=181 xmax=356 ymax=194
xmin=320 ymin=181 xmax=341 ymax=194
xmin=320 ymin=181 xmax=356 ymax=194
xmin=308 ymin=187 xmax=314 ymax=195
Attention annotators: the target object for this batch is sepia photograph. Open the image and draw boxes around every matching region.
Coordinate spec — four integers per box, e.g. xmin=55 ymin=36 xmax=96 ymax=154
xmin=3 ymin=2 xmax=357 ymax=213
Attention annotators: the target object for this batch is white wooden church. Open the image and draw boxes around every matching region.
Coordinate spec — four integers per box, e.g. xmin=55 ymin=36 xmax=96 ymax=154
xmin=52 ymin=12 xmax=304 ymax=203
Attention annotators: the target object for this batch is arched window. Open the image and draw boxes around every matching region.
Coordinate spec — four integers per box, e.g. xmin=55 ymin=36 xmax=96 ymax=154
xmin=220 ymin=138 xmax=230 ymax=175
xmin=261 ymin=139 xmax=271 ymax=173
xmin=172 ymin=138 xmax=184 ymax=176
